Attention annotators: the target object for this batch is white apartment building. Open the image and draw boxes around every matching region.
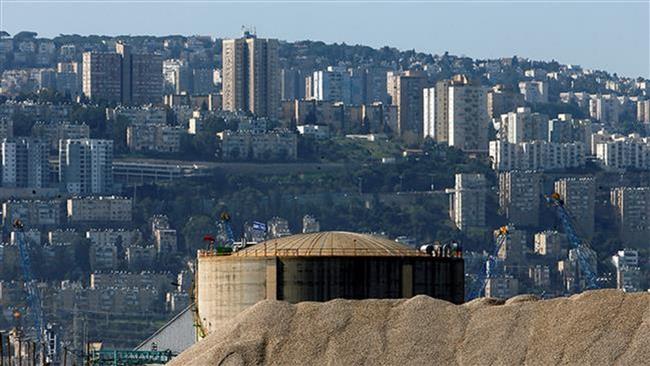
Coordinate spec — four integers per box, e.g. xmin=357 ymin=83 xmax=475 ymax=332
xmin=67 ymin=196 xmax=132 ymax=222
xmin=448 ymin=84 xmax=489 ymax=152
xmin=637 ymin=100 xmax=650 ymax=123
xmin=612 ymin=249 xmax=641 ymax=292
xmin=500 ymin=107 xmax=549 ymax=143
xmin=59 ymin=139 xmax=113 ymax=195
xmin=446 ymin=173 xmax=487 ymax=233
xmin=422 ymin=87 xmax=435 ymax=139
xmin=312 ymin=66 xmax=352 ymax=104
xmin=518 ymin=81 xmax=548 ymax=104
xmin=533 ymin=230 xmax=567 ymax=259
xmin=589 ymin=94 xmax=620 ymax=124
xmin=489 ymin=140 xmax=586 ymax=171
xmin=593 ymin=132 xmax=650 ymax=170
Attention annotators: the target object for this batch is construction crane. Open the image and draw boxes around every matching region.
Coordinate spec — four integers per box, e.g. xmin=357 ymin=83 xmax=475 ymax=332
xmin=545 ymin=192 xmax=598 ymax=290
xmin=218 ymin=212 xmax=235 ymax=248
xmin=468 ymin=226 xmax=509 ymax=300
xmin=12 ymin=219 xmax=45 ymax=349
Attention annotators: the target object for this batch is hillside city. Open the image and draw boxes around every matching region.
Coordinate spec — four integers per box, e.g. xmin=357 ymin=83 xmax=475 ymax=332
xmin=0 ymin=29 xmax=649 ymax=361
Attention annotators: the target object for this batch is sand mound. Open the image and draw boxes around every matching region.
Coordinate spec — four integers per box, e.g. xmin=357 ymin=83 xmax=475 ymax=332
xmin=170 ymin=289 xmax=650 ymax=366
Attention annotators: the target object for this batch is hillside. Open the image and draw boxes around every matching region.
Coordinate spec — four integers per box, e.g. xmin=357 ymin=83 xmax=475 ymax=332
xmin=169 ymin=290 xmax=650 ymax=365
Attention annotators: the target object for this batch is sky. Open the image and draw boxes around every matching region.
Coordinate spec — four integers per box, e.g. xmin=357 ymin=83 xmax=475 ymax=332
xmin=1 ymin=0 xmax=649 ymax=78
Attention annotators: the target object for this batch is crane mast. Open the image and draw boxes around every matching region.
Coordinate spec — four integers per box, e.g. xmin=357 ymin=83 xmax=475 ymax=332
xmin=468 ymin=226 xmax=509 ymax=300
xmin=12 ymin=219 xmax=45 ymax=347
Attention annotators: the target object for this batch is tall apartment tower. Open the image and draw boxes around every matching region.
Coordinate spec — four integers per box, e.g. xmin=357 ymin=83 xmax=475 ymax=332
xmin=116 ymin=42 xmax=163 ymax=105
xmin=222 ymin=32 xmax=280 ymax=118
xmin=423 ymin=87 xmax=435 ymax=139
xmin=434 ymin=79 xmax=451 ymax=143
xmin=388 ymin=71 xmax=426 ymax=138
xmin=446 ymin=173 xmax=487 ymax=233
xmin=610 ymin=187 xmax=650 ymax=246
xmin=448 ymin=77 xmax=489 ymax=152
xmin=82 ymin=43 xmax=163 ymax=105
xmin=554 ymin=177 xmax=596 ymax=237
xmin=501 ymin=107 xmax=549 ymax=143
xmin=1 ymin=138 xmax=50 ymax=188
xmin=82 ymin=52 xmax=122 ymax=103
xmin=312 ymin=66 xmax=351 ymax=103
xmin=487 ymin=84 xmax=525 ymax=119
xmin=498 ymin=170 xmax=541 ymax=227
xmin=59 ymin=139 xmax=114 ymax=195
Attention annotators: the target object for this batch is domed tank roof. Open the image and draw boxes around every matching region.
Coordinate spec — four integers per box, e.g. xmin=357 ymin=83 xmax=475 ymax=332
xmin=233 ymin=231 xmax=424 ymax=257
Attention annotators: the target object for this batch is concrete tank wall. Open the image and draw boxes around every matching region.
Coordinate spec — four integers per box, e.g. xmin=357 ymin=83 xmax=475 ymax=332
xmin=278 ymin=257 xmax=464 ymax=304
xmin=197 ymin=257 xmax=267 ymax=333
xmin=198 ymin=254 xmax=464 ymax=335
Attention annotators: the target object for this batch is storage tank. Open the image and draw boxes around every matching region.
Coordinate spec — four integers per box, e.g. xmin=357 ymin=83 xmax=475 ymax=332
xmin=197 ymin=231 xmax=463 ymax=334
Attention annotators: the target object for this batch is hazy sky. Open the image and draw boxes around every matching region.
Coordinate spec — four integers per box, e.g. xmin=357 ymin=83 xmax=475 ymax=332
xmin=1 ymin=0 xmax=649 ymax=78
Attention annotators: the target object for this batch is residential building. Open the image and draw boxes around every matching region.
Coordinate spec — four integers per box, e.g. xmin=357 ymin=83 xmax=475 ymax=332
xmin=162 ymin=59 xmax=191 ymax=94
xmin=489 ymin=140 xmax=586 ymax=171
xmin=610 ymin=187 xmax=650 ymax=246
xmin=0 ymin=118 xmax=13 ymax=140
xmin=518 ymin=80 xmax=548 ymax=104
xmin=302 ymin=215 xmax=320 ymax=234
xmin=82 ymin=52 xmax=122 ymax=103
xmin=222 ymin=32 xmax=280 ymax=118
xmin=498 ymin=171 xmax=540 ymax=227
xmin=83 ymin=43 xmax=163 ymax=104
xmin=594 ymin=133 xmax=650 ymax=170
xmin=152 ymin=215 xmax=177 ymax=254
xmin=558 ymin=247 xmax=598 ymax=293
xmin=106 ymin=105 xmax=167 ymax=125
xmin=280 ymin=68 xmax=304 ymax=101
xmin=267 ymin=217 xmax=291 ymax=238
xmin=446 ymin=174 xmax=487 ymax=234
xmin=589 ymin=94 xmax=620 ymax=124
xmin=116 ymin=42 xmax=163 ymax=105
xmin=554 ymin=177 xmax=596 ymax=237
xmin=2 ymin=200 xmax=64 ymax=228
xmin=423 ymin=87 xmax=435 ymax=139
xmin=548 ymin=114 xmax=594 ymax=145
xmin=31 ymin=122 xmax=90 ymax=150
xmin=191 ymin=68 xmax=216 ymax=95
xmin=312 ymin=66 xmax=352 ymax=104
xmin=218 ymin=129 xmax=297 ymax=161
xmin=86 ymin=229 xmax=142 ymax=248
xmin=500 ymin=107 xmax=549 ymax=143
xmin=59 ymin=139 xmax=114 ymax=195
xmin=1 ymin=138 xmax=50 ymax=188
xmin=388 ymin=71 xmax=426 ymax=137
xmin=496 ymin=226 xmax=526 ymax=265
xmin=528 ymin=265 xmax=552 ymax=290
xmin=612 ymin=249 xmax=641 ymax=292
xmin=533 ymin=230 xmax=567 ymax=259
xmin=485 ymin=275 xmax=519 ymax=299
xmin=637 ymin=100 xmax=650 ymax=123
xmin=487 ymin=84 xmax=525 ymax=119
xmin=433 ymin=79 xmax=450 ymax=143
xmin=126 ymin=124 xmax=183 ymax=153
xmin=67 ymin=196 xmax=132 ymax=223
xmin=448 ymin=77 xmax=489 ymax=152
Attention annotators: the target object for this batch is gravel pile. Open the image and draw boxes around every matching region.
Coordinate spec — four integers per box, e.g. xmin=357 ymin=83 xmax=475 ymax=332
xmin=169 ymin=289 xmax=650 ymax=365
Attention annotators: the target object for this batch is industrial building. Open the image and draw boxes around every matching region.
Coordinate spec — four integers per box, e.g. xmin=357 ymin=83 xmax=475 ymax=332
xmin=196 ymin=231 xmax=464 ymax=334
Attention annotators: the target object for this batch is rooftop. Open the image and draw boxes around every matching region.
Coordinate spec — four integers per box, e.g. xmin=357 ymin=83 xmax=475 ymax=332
xmin=201 ymin=231 xmax=428 ymax=258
